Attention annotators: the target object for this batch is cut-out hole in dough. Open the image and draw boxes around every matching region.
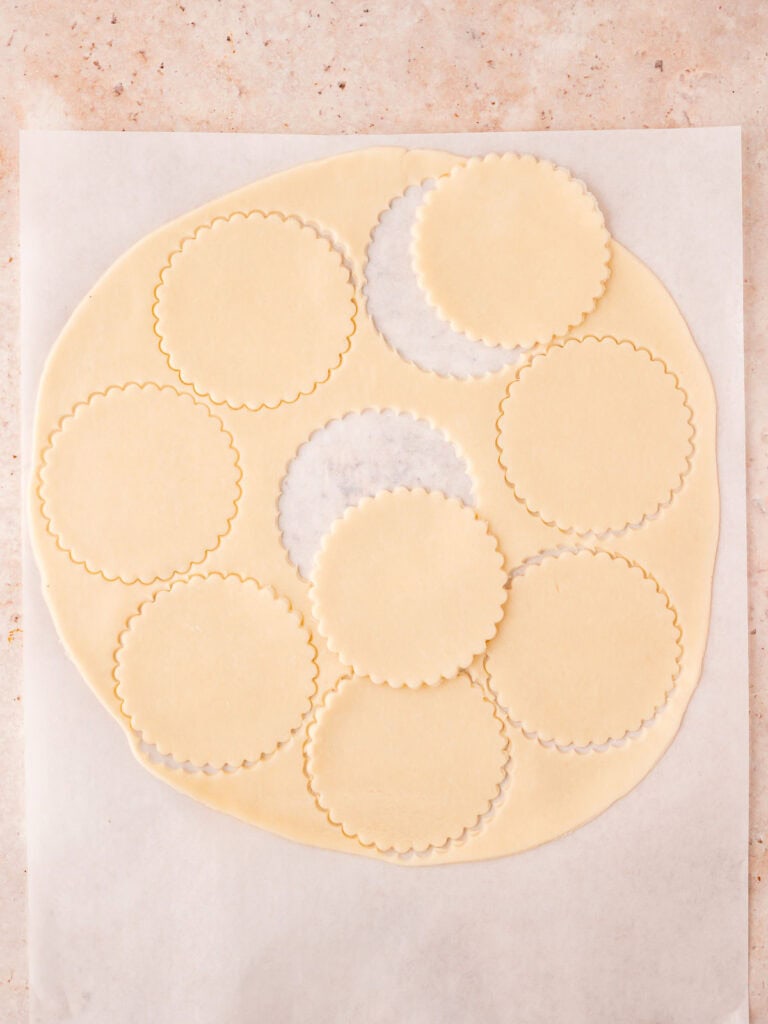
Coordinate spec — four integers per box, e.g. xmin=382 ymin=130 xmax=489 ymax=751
xmin=486 ymin=549 xmax=682 ymax=748
xmin=279 ymin=409 xmax=475 ymax=578
xmin=153 ymin=211 xmax=356 ymax=411
xmin=304 ymin=673 xmax=510 ymax=853
xmin=38 ymin=383 xmax=241 ymax=585
xmin=114 ymin=574 xmax=318 ymax=769
xmin=364 ymin=182 xmax=520 ymax=378
xmin=497 ymin=336 xmax=695 ymax=534
xmin=413 ymin=154 xmax=611 ymax=349
xmin=309 ymin=488 xmax=507 ymax=687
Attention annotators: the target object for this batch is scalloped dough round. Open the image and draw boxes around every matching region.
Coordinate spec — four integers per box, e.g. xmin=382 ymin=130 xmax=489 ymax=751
xmin=413 ymin=154 xmax=611 ymax=349
xmin=309 ymin=489 xmax=507 ymax=687
xmin=497 ymin=336 xmax=695 ymax=534
xmin=38 ymin=383 xmax=241 ymax=584
xmin=153 ymin=211 xmax=356 ymax=410
xmin=114 ymin=574 xmax=318 ymax=768
xmin=305 ymin=674 xmax=509 ymax=852
xmin=486 ymin=550 xmax=681 ymax=748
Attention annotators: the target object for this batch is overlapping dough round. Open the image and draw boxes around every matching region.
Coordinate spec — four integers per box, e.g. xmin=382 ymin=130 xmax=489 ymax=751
xmin=485 ymin=549 xmax=682 ymax=748
xmin=38 ymin=383 xmax=241 ymax=584
xmin=114 ymin=574 xmax=318 ymax=768
xmin=304 ymin=674 xmax=510 ymax=852
xmin=309 ymin=489 xmax=507 ymax=687
xmin=153 ymin=211 xmax=356 ymax=410
xmin=413 ymin=154 xmax=610 ymax=349
xmin=497 ymin=336 xmax=695 ymax=534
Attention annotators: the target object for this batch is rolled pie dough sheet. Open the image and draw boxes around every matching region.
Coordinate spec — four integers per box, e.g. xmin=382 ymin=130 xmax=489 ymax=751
xmin=29 ymin=146 xmax=718 ymax=864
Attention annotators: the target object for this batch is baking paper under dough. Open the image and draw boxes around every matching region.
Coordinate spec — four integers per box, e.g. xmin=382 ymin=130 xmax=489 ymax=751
xmin=153 ymin=211 xmax=356 ymax=411
xmin=485 ymin=549 xmax=682 ymax=748
xmin=114 ymin=573 xmax=318 ymax=769
xmin=309 ymin=488 xmax=507 ymax=687
xmin=497 ymin=336 xmax=695 ymax=534
xmin=413 ymin=153 xmax=610 ymax=349
xmin=29 ymin=146 xmax=719 ymax=864
xmin=304 ymin=673 xmax=509 ymax=853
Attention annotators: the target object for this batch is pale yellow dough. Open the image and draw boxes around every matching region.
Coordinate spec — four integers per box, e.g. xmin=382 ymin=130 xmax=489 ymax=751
xmin=309 ymin=488 xmax=507 ymax=687
xmin=114 ymin=574 xmax=318 ymax=768
xmin=305 ymin=673 xmax=509 ymax=852
xmin=485 ymin=549 xmax=682 ymax=748
xmin=153 ymin=211 xmax=356 ymax=411
xmin=29 ymin=146 xmax=719 ymax=864
xmin=38 ymin=383 xmax=241 ymax=584
xmin=497 ymin=336 xmax=695 ymax=534
xmin=413 ymin=153 xmax=611 ymax=349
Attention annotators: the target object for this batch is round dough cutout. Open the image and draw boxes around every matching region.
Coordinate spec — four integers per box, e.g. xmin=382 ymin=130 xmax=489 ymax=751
xmin=309 ymin=489 xmax=507 ymax=687
xmin=305 ymin=673 xmax=509 ymax=852
xmin=38 ymin=383 xmax=241 ymax=584
xmin=413 ymin=154 xmax=610 ymax=349
xmin=153 ymin=211 xmax=356 ymax=410
xmin=497 ymin=336 xmax=694 ymax=534
xmin=114 ymin=574 xmax=318 ymax=768
xmin=486 ymin=549 xmax=681 ymax=748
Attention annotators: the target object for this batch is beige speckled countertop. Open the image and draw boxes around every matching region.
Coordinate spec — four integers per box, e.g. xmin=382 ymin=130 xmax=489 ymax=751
xmin=1 ymin=2 xmax=766 ymax=1021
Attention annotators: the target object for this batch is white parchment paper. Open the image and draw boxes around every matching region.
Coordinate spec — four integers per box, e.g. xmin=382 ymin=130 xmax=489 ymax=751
xmin=21 ymin=128 xmax=747 ymax=1024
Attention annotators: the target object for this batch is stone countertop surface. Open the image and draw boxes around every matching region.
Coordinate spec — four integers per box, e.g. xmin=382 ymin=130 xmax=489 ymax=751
xmin=0 ymin=2 xmax=765 ymax=1020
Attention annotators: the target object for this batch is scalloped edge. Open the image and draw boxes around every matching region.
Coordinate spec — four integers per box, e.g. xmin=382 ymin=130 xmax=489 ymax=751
xmin=361 ymin=176 xmax=530 ymax=381
xmin=36 ymin=381 xmax=243 ymax=585
xmin=486 ymin=546 xmax=684 ymax=751
xmin=495 ymin=335 xmax=697 ymax=537
xmin=113 ymin=571 xmax=320 ymax=771
xmin=275 ymin=407 xmax=478 ymax=580
xmin=307 ymin=486 xmax=508 ymax=688
xmin=302 ymin=671 xmax=512 ymax=855
xmin=412 ymin=153 xmax=613 ymax=350
xmin=152 ymin=209 xmax=358 ymax=412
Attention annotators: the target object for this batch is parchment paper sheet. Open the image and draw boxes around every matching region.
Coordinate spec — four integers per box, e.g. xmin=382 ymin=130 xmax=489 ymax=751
xmin=21 ymin=128 xmax=747 ymax=1024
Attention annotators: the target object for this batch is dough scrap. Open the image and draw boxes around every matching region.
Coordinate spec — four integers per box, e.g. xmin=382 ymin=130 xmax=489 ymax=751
xmin=38 ymin=383 xmax=241 ymax=584
xmin=413 ymin=154 xmax=610 ymax=349
xmin=114 ymin=574 xmax=318 ymax=768
xmin=304 ymin=673 xmax=510 ymax=853
xmin=486 ymin=549 xmax=682 ymax=748
xmin=309 ymin=488 xmax=507 ymax=687
xmin=153 ymin=211 xmax=356 ymax=411
xmin=497 ymin=336 xmax=695 ymax=534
